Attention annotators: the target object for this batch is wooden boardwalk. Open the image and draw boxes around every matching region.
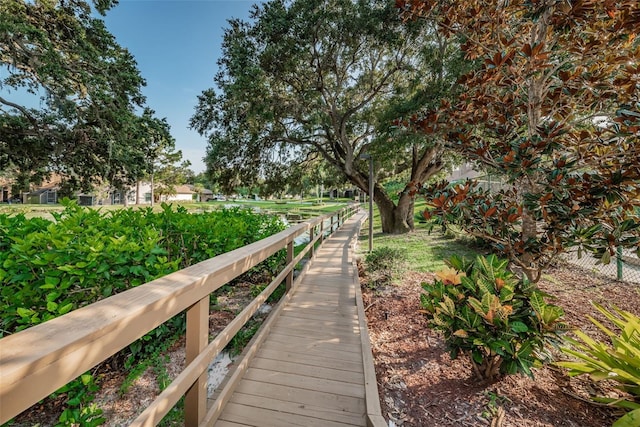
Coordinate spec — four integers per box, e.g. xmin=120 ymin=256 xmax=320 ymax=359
xmin=211 ymin=211 xmax=385 ymax=427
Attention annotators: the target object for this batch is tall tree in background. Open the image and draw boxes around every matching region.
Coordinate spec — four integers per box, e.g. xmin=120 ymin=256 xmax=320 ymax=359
xmin=191 ymin=0 xmax=466 ymax=233
xmin=123 ymin=109 xmax=189 ymax=205
xmin=114 ymin=109 xmax=185 ymax=205
xmin=153 ymin=155 xmax=192 ymax=203
xmin=0 ymin=0 xmax=148 ymax=190
xmin=397 ymin=0 xmax=640 ymax=280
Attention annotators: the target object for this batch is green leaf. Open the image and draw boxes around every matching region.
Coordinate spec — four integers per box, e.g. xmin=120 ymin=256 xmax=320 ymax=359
xmin=102 ymin=285 xmax=113 ymax=297
xmin=530 ymin=291 xmax=545 ymax=318
xmin=613 ymin=407 xmax=640 ymax=427
xmin=81 ymin=374 xmax=92 ymax=385
xmin=45 ymin=276 xmax=61 ymax=286
xmin=46 ymin=292 xmax=62 ymax=302
xmin=58 ymin=303 xmax=74 ymax=315
xmin=511 ymin=321 xmax=529 ymax=333
xmin=541 ymin=305 xmax=564 ymax=325
xmin=16 ymin=307 xmax=33 ymax=318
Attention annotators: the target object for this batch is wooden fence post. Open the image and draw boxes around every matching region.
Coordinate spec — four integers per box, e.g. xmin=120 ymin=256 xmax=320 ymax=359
xmin=286 ymin=240 xmax=294 ymax=292
xmin=185 ymin=296 xmax=209 ymax=426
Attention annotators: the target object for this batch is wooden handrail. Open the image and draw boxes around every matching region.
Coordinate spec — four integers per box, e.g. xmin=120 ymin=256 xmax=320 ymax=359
xmin=0 ymin=204 xmax=359 ymax=425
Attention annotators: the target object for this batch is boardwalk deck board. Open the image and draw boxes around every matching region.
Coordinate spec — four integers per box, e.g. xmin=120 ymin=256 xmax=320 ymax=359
xmin=212 ymin=212 xmax=373 ymax=426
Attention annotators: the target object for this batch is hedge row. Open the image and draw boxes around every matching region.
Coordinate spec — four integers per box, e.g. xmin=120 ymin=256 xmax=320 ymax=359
xmin=0 ymin=201 xmax=286 ymax=336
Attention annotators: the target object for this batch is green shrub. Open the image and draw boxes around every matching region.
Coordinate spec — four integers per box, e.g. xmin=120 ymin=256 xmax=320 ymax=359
xmin=420 ymin=254 xmax=567 ymax=381
xmin=250 ymin=282 xmax=286 ymax=304
xmin=364 ymin=246 xmax=408 ymax=288
xmin=53 ymin=373 xmax=105 ymax=427
xmin=227 ymin=320 xmax=261 ymax=356
xmin=0 ymin=200 xmax=287 ymax=425
xmin=0 ymin=200 xmax=285 ymax=335
xmin=557 ymin=303 xmax=640 ymax=427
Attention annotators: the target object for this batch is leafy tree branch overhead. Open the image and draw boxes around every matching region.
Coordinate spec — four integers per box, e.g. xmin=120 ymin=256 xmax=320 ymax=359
xmin=396 ymin=0 xmax=640 ymax=280
xmin=191 ymin=0 xmax=467 ymax=233
xmin=0 ymin=0 xmax=181 ymax=193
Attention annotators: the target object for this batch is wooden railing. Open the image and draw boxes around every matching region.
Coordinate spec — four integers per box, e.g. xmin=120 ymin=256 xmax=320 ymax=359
xmin=0 ymin=204 xmax=360 ymax=425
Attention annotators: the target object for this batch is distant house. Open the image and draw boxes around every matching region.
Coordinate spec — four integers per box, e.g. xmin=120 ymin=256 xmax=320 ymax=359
xmin=18 ymin=179 xmax=206 ymax=206
xmin=75 ymin=182 xmax=153 ymax=206
xmin=102 ymin=182 xmax=153 ymax=206
xmin=129 ymin=182 xmax=153 ymax=205
xmin=28 ymin=186 xmax=58 ymax=204
xmin=0 ymin=178 xmax=11 ymax=202
xmin=97 ymin=182 xmax=205 ymax=205
xmin=197 ymin=187 xmax=214 ymax=202
xmin=77 ymin=193 xmax=98 ymax=206
xmin=162 ymin=185 xmax=195 ymax=202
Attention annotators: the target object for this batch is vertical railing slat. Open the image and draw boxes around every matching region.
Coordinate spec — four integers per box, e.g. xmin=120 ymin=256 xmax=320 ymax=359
xmin=286 ymin=240 xmax=294 ymax=292
xmin=185 ymin=296 xmax=209 ymax=426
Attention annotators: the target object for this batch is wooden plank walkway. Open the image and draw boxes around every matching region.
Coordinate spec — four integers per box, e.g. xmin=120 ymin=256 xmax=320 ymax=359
xmin=212 ymin=211 xmax=385 ymax=427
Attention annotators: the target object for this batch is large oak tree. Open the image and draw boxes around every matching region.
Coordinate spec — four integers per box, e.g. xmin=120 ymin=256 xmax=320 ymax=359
xmin=191 ymin=0 xmax=466 ymax=233
xmin=0 ymin=0 xmax=158 ymax=191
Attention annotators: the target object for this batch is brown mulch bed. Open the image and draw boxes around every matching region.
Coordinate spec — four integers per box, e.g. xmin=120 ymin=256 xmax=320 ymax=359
xmin=361 ymin=263 xmax=640 ymax=427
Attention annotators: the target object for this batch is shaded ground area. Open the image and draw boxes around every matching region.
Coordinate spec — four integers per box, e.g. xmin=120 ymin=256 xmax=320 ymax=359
xmin=361 ymin=263 xmax=640 ymax=427
xmin=10 ymin=280 xmax=268 ymax=426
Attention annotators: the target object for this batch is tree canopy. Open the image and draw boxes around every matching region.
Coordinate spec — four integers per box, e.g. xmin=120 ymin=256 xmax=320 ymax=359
xmin=397 ymin=0 xmax=640 ymax=280
xmin=0 ymin=0 xmax=171 ymax=192
xmin=191 ymin=0 xmax=466 ymax=232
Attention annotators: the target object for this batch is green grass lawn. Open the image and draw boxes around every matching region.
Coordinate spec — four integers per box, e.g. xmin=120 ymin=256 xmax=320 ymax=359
xmin=207 ymin=198 xmax=350 ymax=214
xmin=358 ymin=200 xmax=481 ymax=273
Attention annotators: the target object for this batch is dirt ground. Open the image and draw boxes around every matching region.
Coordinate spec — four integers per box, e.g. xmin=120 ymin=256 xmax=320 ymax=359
xmin=10 ymin=281 xmax=261 ymax=427
xmin=361 ymin=262 xmax=640 ymax=427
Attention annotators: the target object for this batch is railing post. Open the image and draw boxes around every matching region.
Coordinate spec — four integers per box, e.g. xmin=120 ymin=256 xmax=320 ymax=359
xmin=309 ymin=224 xmax=315 ymax=258
xmin=320 ymin=219 xmax=324 ymax=244
xmin=185 ymin=296 xmax=209 ymax=427
xmin=286 ymin=240 xmax=294 ymax=291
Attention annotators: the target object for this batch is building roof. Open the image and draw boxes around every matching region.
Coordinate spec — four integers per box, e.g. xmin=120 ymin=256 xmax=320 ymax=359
xmin=174 ymin=185 xmax=195 ymax=194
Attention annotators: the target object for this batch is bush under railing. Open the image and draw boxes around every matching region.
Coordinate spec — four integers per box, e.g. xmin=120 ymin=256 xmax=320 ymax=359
xmin=0 ymin=204 xmax=359 ymax=426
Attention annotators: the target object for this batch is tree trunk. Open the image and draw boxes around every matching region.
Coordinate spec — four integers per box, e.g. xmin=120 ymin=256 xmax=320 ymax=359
xmin=340 ymin=145 xmax=442 ymax=234
xmin=374 ymin=144 xmax=442 ymax=234
xmin=518 ymin=10 xmax=549 ymax=282
xmin=375 ymin=184 xmax=415 ymax=234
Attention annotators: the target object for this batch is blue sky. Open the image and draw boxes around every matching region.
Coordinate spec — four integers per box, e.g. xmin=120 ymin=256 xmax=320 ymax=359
xmin=102 ymin=0 xmax=262 ymax=173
